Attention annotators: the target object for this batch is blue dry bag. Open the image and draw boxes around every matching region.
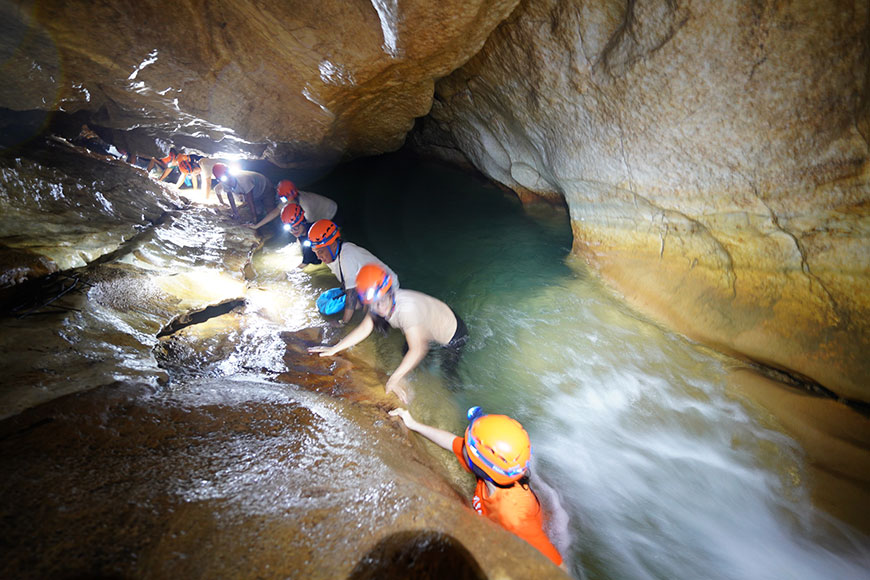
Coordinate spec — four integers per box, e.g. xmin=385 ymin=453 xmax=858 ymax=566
xmin=317 ymin=287 xmax=346 ymax=315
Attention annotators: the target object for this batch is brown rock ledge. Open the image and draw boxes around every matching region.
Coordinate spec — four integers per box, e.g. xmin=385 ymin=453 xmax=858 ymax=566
xmin=0 ymin=328 xmax=569 ymax=579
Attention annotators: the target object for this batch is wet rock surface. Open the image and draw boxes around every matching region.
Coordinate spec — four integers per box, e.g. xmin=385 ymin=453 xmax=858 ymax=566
xmin=0 ymin=145 xmax=566 ymax=578
xmin=4 ymin=0 xmax=866 ymax=405
xmin=0 ymin=140 xmax=181 ymax=274
xmin=0 ymin=141 xmax=260 ymax=417
xmin=421 ymin=0 xmax=870 ymax=402
xmin=727 ymin=368 xmax=870 ymax=534
xmin=0 ymin=342 xmax=566 ymax=580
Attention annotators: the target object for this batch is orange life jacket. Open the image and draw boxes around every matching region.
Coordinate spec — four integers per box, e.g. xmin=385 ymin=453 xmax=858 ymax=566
xmin=452 ymin=437 xmax=563 ymax=566
xmin=161 ymin=153 xmax=199 ymax=173
xmin=177 ymin=156 xmax=199 ymax=174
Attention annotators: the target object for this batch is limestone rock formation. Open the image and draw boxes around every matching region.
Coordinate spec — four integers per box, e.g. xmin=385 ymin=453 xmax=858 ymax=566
xmin=1 ymin=0 xmax=519 ymax=164
xmin=0 ymin=141 xmax=262 ymax=417
xmin=0 ymin=339 xmax=568 ymax=580
xmin=422 ymin=0 xmax=870 ymax=401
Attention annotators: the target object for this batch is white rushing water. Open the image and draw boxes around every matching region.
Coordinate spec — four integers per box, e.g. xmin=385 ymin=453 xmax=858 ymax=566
xmin=318 ymin=155 xmax=870 ymax=580
xmin=440 ymin=258 xmax=870 ymax=580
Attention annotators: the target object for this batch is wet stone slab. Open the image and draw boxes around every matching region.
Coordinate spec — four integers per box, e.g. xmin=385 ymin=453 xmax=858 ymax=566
xmin=0 ymin=353 xmax=568 ymax=579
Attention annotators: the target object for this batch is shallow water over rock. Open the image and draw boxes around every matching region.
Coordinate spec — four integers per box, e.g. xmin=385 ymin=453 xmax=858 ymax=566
xmin=0 ymin=143 xmax=262 ymax=416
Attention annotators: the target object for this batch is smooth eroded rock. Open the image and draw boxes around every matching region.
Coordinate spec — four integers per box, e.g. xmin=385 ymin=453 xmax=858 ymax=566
xmin=422 ymin=0 xmax=870 ymax=401
xmin=1 ymin=0 xmax=520 ymax=163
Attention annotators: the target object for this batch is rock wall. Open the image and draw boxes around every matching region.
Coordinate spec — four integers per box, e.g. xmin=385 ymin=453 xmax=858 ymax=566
xmin=422 ymin=0 xmax=870 ymax=402
xmin=1 ymin=0 xmax=518 ymax=164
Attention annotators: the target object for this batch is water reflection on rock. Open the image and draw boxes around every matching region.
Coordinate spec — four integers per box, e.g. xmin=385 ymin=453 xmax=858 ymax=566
xmin=0 ymin=142 xmax=264 ymax=416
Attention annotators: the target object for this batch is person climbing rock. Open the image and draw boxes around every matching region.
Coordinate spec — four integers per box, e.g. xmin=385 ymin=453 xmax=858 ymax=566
xmin=248 ymin=179 xmax=339 ymax=230
xmin=275 ymin=202 xmax=320 ymax=266
xmin=389 ymin=406 xmax=564 ymax=568
xmin=309 ymin=262 xmax=467 ymax=402
xmin=211 ymin=163 xmax=275 ymax=223
xmin=195 ymin=156 xmax=225 ymax=202
xmin=174 ymin=155 xmax=203 ymax=190
xmin=146 ymin=148 xmax=203 ymax=189
xmin=303 ymin=221 xmax=398 ymax=324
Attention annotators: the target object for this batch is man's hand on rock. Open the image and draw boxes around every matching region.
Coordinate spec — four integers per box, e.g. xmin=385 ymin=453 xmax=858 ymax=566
xmin=308 ymin=345 xmax=338 ymax=357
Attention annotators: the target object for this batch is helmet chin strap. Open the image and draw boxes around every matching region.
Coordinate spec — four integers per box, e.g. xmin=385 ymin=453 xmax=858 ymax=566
xmin=328 ymin=239 xmax=341 ymax=261
xmin=386 ymin=293 xmax=396 ymax=318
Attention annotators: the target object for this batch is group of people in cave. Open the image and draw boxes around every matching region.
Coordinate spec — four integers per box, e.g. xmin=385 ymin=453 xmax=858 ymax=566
xmin=138 ymin=146 xmax=565 ymax=569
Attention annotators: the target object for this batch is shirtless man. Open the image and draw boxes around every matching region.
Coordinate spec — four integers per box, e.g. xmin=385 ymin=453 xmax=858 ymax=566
xmin=309 ymin=263 xmax=468 ymax=403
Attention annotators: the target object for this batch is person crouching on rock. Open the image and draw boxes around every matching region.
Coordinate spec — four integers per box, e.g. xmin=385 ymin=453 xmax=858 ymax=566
xmin=212 ymin=163 xmax=274 ymax=224
xmin=278 ymin=203 xmax=321 ymax=266
xmin=305 ymin=221 xmax=399 ymax=325
xmin=308 ymin=263 xmax=468 ymax=403
xmin=247 ymin=179 xmax=339 ymax=231
xmin=388 ymin=406 xmax=564 ymax=568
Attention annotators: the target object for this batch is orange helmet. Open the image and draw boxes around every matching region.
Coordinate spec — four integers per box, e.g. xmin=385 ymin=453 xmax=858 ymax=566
xmin=356 ymin=263 xmax=393 ymax=304
xmin=464 ymin=411 xmax=531 ymax=485
xmin=307 ymin=219 xmax=340 ymax=248
xmin=212 ymin=163 xmax=228 ymax=181
xmin=277 ymin=180 xmax=298 ymax=200
xmin=281 ymin=203 xmax=305 ymax=227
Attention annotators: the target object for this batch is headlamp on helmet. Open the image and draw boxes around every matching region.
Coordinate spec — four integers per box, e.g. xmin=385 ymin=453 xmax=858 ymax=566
xmin=281 ymin=203 xmax=305 ymax=228
xmin=307 ymin=220 xmax=340 ymax=248
xmin=356 ymin=263 xmax=393 ymax=304
xmin=277 ymin=179 xmax=299 ymax=202
xmin=212 ymin=163 xmax=228 ymax=182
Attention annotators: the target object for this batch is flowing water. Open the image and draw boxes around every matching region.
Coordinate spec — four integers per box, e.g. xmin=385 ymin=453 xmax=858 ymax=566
xmin=306 ymin=153 xmax=870 ymax=579
xmin=1 ymin=143 xmax=868 ymax=579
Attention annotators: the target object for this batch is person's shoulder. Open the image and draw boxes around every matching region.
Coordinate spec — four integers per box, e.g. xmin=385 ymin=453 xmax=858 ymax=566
xmin=394 ymin=288 xmax=415 ymax=301
xmin=394 ymin=289 xmax=436 ymax=313
xmin=397 ymin=288 xmax=437 ymax=303
xmin=341 ymin=242 xmax=372 ymax=258
xmin=300 ymin=189 xmax=327 ymax=198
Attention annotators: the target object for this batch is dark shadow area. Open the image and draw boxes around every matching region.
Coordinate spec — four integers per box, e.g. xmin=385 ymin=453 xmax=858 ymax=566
xmin=348 ymin=531 xmax=486 ymax=580
xmin=307 ymin=149 xmax=575 ymax=303
xmin=0 ymin=271 xmax=84 ymax=317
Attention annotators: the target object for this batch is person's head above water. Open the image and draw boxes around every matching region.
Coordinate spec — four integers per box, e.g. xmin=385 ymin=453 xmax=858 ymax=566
xmin=464 ymin=406 xmax=531 ymax=486
xmin=281 ymin=203 xmax=307 ymax=236
xmin=277 ymin=180 xmax=299 ymax=203
xmin=356 ymin=263 xmax=396 ymax=318
xmin=308 ymin=219 xmax=341 ymax=262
